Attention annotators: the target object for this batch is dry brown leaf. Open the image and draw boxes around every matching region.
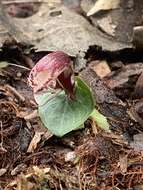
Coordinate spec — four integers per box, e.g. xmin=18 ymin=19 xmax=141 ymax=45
xmin=11 ymin=164 xmax=27 ymax=176
xmin=24 ymin=110 xmax=38 ymax=120
xmin=133 ymin=26 xmax=143 ymax=49
xmin=0 ymin=168 xmax=7 ymax=176
xmin=119 ymin=153 xmax=127 ymax=173
xmin=2 ymin=0 xmax=61 ymax=4
xmin=130 ymin=133 xmax=143 ymax=152
xmin=33 ymin=166 xmax=50 ymax=178
xmin=105 ymin=63 xmax=143 ymax=89
xmin=87 ymin=0 xmax=120 ymax=16
xmin=97 ymin=16 xmax=116 ymax=37
xmin=90 ymin=119 xmax=98 ymax=135
xmin=7 ymin=4 xmax=131 ymax=56
xmin=17 ymin=175 xmax=36 ymax=190
xmin=133 ymin=72 xmax=143 ymax=99
xmin=90 ymin=60 xmax=111 ymax=78
xmin=27 ymin=131 xmax=43 ymax=153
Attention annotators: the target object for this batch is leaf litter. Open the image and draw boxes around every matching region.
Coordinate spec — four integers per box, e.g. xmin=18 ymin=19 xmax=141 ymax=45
xmin=0 ymin=0 xmax=143 ymax=190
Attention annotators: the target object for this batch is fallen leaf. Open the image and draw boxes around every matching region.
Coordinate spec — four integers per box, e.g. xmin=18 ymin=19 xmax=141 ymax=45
xmin=7 ymin=4 xmax=132 ymax=57
xmin=87 ymin=0 xmax=120 ymax=16
xmin=90 ymin=60 xmax=111 ymax=78
xmin=130 ymin=133 xmax=143 ymax=152
xmin=24 ymin=110 xmax=38 ymax=120
xmin=0 ymin=4 xmax=31 ymax=46
xmin=90 ymin=119 xmax=98 ymax=135
xmin=129 ymin=101 xmax=143 ymax=128
xmin=0 ymin=168 xmax=7 ymax=176
xmin=11 ymin=164 xmax=27 ymax=176
xmin=80 ymin=67 xmax=119 ymax=104
xmin=97 ymin=16 xmax=116 ymax=37
xmin=27 ymin=131 xmax=43 ymax=153
xmin=119 ymin=153 xmax=127 ymax=173
xmin=105 ymin=63 xmax=143 ymax=89
xmin=133 ymin=72 xmax=143 ymax=99
xmin=33 ymin=166 xmax=50 ymax=180
xmin=133 ymin=26 xmax=143 ymax=49
xmin=17 ymin=175 xmax=36 ymax=190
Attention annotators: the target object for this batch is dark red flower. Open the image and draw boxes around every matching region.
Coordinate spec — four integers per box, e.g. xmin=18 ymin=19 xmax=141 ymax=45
xmin=28 ymin=51 xmax=75 ymax=99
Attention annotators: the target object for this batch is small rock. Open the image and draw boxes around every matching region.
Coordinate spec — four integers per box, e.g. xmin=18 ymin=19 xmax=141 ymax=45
xmin=16 ymin=72 xmax=22 ymax=77
xmin=65 ymin=151 xmax=76 ymax=162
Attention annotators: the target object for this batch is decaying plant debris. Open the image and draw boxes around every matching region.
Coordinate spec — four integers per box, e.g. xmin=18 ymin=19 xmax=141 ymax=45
xmin=0 ymin=0 xmax=143 ymax=189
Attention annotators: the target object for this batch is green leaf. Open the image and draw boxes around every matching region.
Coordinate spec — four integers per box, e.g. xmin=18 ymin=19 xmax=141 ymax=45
xmin=34 ymin=92 xmax=55 ymax=106
xmin=0 ymin=61 xmax=9 ymax=69
xmin=38 ymin=77 xmax=94 ymax=137
xmin=90 ymin=109 xmax=110 ymax=132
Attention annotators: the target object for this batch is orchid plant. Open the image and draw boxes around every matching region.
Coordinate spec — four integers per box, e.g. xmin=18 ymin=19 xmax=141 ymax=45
xmin=28 ymin=51 xmax=109 ymax=137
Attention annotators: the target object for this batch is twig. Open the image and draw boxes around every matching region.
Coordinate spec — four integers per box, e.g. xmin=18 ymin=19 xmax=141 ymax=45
xmin=24 ymin=110 xmax=38 ymax=120
xmin=9 ymin=63 xmax=31 ymax=71
xmin=0 ymin=121 xmax=7 ymax=153
xmin=1 ymin=0 xmax=60 ymax=5
xmin=0 ymin=121 xmax=3 ymax=148
xmin=2 ymin=0 xmax=43 ymax=4
xmin=128 ymin=174 xmax=135 ymax=190
xmin=6 ymin=84 xmax=25 ymax=102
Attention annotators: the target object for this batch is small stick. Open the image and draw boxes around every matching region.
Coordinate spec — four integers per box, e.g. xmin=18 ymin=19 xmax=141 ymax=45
xmin=0 ymin=121 xmax=3 ymax=148
xmin=0 ymin=121 xmax=7 ymax=153
xmin=9 ymin=63 xmax=31 ymax=71
xmin=6 ymin=84 xmax=25 ymax=102
xmin=1 ymin=0 xmax=60 ymax=5
xmin=24 ymin=110 xmax=38 ymax=120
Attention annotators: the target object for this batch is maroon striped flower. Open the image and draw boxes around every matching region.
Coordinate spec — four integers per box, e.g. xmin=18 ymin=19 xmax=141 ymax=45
xmin=28 ymin=51 xmax=75 ymax=99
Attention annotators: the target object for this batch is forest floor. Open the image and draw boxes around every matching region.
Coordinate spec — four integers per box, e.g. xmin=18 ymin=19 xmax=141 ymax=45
xmin=0 ymin=0 xmax=143 ymax=189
